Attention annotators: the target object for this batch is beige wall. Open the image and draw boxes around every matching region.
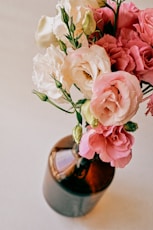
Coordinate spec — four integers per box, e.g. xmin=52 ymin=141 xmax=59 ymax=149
xmin=0 ymin=1 xmax=153 ymax=229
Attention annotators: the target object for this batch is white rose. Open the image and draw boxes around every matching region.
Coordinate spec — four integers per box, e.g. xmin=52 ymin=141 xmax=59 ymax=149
xmin=61 ymin=45 xmax=111 ymax=98
xmin=32 ymin=45 xmax=71 ymax=103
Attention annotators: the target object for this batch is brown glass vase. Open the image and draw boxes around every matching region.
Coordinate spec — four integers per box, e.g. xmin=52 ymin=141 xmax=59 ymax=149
xmin=43 ymin=135 xmax=115 ymax=217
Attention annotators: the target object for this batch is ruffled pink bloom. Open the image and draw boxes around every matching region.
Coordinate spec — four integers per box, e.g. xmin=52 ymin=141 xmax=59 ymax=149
xmin=134 ymin=8 xmax=153 ymax=46
xmin=90 ymin=71 xmax=143 ymax=126
xmin=134 ymin=46 xmax=153 ymax=85
xmin=96 ymin=34 xmax=135 ymax=73
xmin=145 ymin=94 xmax=153 ymax=116
xmin=118 ymin=28 xmax=153 ymax=85
xmin=79 ymin=124 xmax=134 ymax=168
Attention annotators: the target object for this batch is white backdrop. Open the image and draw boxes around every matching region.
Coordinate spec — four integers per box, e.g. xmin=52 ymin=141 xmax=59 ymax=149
xmin=0 ymin=0 xmax=153 ymax=229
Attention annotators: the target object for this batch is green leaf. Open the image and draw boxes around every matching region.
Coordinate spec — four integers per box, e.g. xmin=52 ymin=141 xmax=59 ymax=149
xmin=76 ymin=111 xmax=82 ymax=124
xmin=65 ymin=34 xmax=72 ymax=41
xmin=75 ymin=33 xmax=83 ymax=40
xmin=58 ymin=40 xmax=67 ymax=54
xmin=76 ymin=99 xmax=87 ymax=105
xmin=77 ymin=43 xmax=82 ymax=49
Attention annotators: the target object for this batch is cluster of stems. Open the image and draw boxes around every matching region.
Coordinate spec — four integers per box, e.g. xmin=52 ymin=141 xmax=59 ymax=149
xmin=59 ymin=8 xmax=82 ymax=54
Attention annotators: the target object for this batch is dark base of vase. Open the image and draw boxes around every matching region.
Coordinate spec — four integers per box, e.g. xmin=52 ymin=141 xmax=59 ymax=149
xmin=43 ymin=135 xmax=115 ymax=217
xmin=43 ymin=163 xmax=106 ymax=217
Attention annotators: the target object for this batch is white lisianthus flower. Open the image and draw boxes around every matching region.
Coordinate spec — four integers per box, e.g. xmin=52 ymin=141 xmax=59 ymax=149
xmin=32 ymin=45 xmax=71 ymax=103
xmin=35 ymin=0 xmax=100 ymax=48
xmin=35 ymin=16 xmax=59 ymax=48
xmin=56 ymin=0 xmax=99 ymax=25
xmin=61 ymin=45 xmax=111 ymax=99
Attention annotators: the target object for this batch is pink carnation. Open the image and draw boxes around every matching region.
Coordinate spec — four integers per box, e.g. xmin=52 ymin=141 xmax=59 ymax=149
xmin=96 ymin=34 xmax=135 ymax=73
xmin=79 ymin=124 xmax=134 ymax=168
xmin=118 ymin=28 xmax=153 ymax=85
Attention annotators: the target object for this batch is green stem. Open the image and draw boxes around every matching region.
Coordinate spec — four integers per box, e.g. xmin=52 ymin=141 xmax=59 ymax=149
xmin=105 ymin=3 xmax=116 ymax=15
xmin=33 ymin=89 xmax=75 ymax=114
xmin=113 ymin=0 xmax=122 ymax=36
xmin=46 ymin=98 xmax=75 ymax=114
xmin=105 ymin=0 xmax=124 ymax=36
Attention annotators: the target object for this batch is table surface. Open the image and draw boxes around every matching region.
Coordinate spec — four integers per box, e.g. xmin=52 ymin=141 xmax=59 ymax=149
xmin=0 ymin=0 xmax=153 ymax=229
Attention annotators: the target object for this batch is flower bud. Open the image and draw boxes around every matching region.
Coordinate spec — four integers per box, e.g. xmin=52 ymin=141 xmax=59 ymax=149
xmin=59 ymin=40 xmax=67 ymax=54
xmin=81 ymin=100 xmax=98 ymax=127
xmin=53 ymin=78 xmax=62 ymax=88
xmin=60 ymin=8 xmax=69 ymax=24
xmin=35 ymin=16 xmax=58 ymax=48
xmin=72 ymin=124 xmax=82 ymax=144
xmin=70 ymin=18 xmax=76 ymax=33
xmin=82 ymin=10 xmax=96 ymax=35
xmin=33 ymin=90 xmax=48 ymax=101
xmin=56 ymin=81 xmax=62 ymax=88
xmin=124 ymin=121 xmax=138 ymax=132
xmin=96 ymin=0 xmax=106 ymax=7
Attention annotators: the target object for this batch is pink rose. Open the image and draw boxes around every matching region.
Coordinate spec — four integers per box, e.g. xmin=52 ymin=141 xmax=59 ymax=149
xmin=134 ymin=8 xmax=153 ymax=46
xmin=145 ymin=93 xmax=153 ymax=116
xmin=90 ymin=71 xmax=143 ymax=126
xmin=79 ymin=124 xmax=134 ymax=168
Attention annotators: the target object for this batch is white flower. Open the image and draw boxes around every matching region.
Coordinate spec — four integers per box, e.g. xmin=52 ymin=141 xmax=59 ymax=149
xmin=35 ymin=0 xmax=99 ymax=48
xmin=56 ymin=0 xmax=99 ymax=25
xmin=62 ymin=45 xmax=111 ymax=98
xmin=35 ymin=16 xmax=59 ymax=48
xmin=32 ymin=45 xmax=71 ymax=103
xmin=53 ymin=0 xmax=96 ymax=47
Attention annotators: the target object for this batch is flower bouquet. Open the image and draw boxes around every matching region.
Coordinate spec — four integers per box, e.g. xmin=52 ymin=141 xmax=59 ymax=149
xmin=32 ymin=0 xmax=153 ymax=216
